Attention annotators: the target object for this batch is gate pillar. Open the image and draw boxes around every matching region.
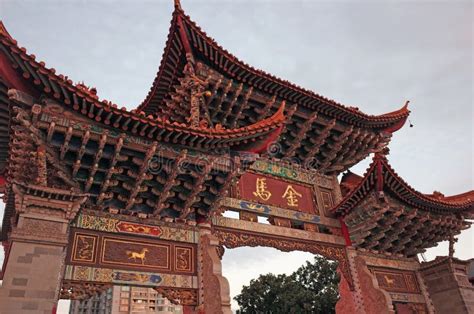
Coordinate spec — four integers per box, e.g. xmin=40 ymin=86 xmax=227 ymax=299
xmin=335 ymin=247 xmax=395 ymax=314
xmin=336 ymin=248 xmax=435 ymax=314
xmin=0 ymin=184 xmax=86 ymax=313
xmin=197 ymin=222 xmax=232 ymax=314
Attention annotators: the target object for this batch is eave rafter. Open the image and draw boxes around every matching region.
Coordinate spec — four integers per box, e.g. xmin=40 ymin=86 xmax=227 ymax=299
xmin=318 ymin=126 xmax=354 ymax=171
xmin=126 ymin=5 xmax=410 ymax=174
xmin=97 ymin=134 xmax=124 ymax=205
xmin=151 ymin=149 xmax=187 ymax=217
xmin=284 ymin=111 xmax=317 ymax=158
xmin=344 ymin=194 xmax=469 ymax=256
xmin=9 ymin=99 xmax=80 ymax=190
xmin=0 ymin=29 xmax=286 ymax=156
xmin=20 ymin=108 xmax=243 ymax=220
xmin=85 ymin=132 xmax=108 ymax=192
xmin=327 ymin=131 xmax=375 ymax=173
xmin=229 ymin=86 xmax=253 ymax=128
xmin=302 ymin=119 xmax=336 ymax=164
xmin=124 ymin=142 xmax=158 ymax=210
xmin=179 ymin=158 xmax=214 ymax=219
xmin=336 ymin=153 xmax=473 ymax=256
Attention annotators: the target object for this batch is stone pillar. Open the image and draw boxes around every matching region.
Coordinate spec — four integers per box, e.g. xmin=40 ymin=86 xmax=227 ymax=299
xmin=420 ymin=257 xmax=474 ymax=314
xmin=336 ymin=266 xmax=358 ymax=314
xmin=0 ymin=184 xmax=86 ymax=313
xmin=353 ymin=253 xmax=394 ymax=314
xmin=336 ymin=247 xmax=395 ymax=314
xmin=196 ymin=222 xmax=231 ymax=314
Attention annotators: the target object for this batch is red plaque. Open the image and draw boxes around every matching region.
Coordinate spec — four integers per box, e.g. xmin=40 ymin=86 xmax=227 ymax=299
xmin=238 ymin=172 xmax=317 ymax=213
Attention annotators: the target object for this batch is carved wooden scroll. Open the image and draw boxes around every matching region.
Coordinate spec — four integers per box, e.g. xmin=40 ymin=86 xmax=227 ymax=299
xmin=213 ymin=228 xmax=353 ymax=290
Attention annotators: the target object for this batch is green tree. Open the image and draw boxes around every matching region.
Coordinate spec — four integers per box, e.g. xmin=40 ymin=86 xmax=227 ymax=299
xmin=234 ymin=256 xmax=339 ymax=314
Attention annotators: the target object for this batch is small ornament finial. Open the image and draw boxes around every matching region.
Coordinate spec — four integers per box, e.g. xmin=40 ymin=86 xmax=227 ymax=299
xmin=448 ymin=235 xmax=457 ymax=257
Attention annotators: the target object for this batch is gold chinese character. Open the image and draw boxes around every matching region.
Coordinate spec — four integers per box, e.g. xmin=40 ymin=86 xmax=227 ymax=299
xmin=282 ymin=185 xmax=302 ymax=207
xmin=253 ymin=178 xmax=272 ymax=201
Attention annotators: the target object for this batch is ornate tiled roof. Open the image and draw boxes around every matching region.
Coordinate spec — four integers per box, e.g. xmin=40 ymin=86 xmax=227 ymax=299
xmin=131 ymin=3 xmax=411 ymax=174
xmin=334 ymin=154 xmax=474 ymax=215
xmin=0 ymin=21 xmax=286 ymax=156
xmin=334 ymin=155 xmax=472 ymax=256
xmin=0 ymin=19 xmax=288 ymax=224
xmin=138 ymin=3 xmax=410 ymax=129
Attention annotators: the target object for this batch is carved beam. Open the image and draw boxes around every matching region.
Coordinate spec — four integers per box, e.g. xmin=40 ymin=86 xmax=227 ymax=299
xmin=251 ymin=95 xmax=276 ymax=123
xmin=72 ymin=130 xmax=90 ymax=177
xmin=85 ymin=131 xmax=108 ymax=192
xmin=214 ymin=228 xmax=354 ymax=290
xmin=153 ymin=287 xmax=198 ymax=306
xmin=60 ymin=281 xmax=112 ymax=300
xmin=12 ymin=106 xmax=80 ymax=190
xmin=302 ymin=119 xmax=336 ymax=165
xmin=97 ymin=134 xmax=124 ymax=205
xmin=319 ymin=126 xmax=354 ymax=171
xmin=152 ymin=149 xmax=187 ymax=216
xmin=124 ymin=142 xmax=158 ymax=210
xmin=210 ymin=79 xmax=232 ymax=121
xmin=180 ymin=159 xmax=214 ymax=219
xmin=229 ymin=86 xmax=253 ymax=128
xmin=221 ymin=82 xmax=243 ymax=125
xmin=285 ymin=111 xmax=317 ymax=158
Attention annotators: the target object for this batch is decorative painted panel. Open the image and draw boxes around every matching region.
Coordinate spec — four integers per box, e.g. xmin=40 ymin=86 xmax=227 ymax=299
xmin=320 ymin=188 xmax=334 ymax=212
xmin=249 ymin=160 xmax=317 ymax=184
xmin=63 ymin=265 xmax=198 ymax=289
xmin=116 ymin=221 xmax=163 ymax=237
xmin=100 ymin=237 xmax=170 ymax=270
xmin=71 ymin=233 xmax=98 ymax=264
xmin=370 ymin=267 xmax=420 ymax=294
xmin=175 ymin=247 xmax=193 ymax=272
xmin=67 ymin=228 xmax=196 ymax=275
xmin=75 ymin=213 xmax=198 ymax=244
xmin=237 ymin=172 xmax=317 ymax=214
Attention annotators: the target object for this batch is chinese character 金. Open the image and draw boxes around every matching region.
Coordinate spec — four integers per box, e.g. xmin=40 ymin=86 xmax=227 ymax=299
xmin=253 ymin=178 xmax=272 ymax=201
xmin=282 ymin=185 xmax=302 ymax=207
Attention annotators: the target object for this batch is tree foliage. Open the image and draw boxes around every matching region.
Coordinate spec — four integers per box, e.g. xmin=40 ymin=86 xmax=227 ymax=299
xmin=234 ymin=256 xmax=339 ymax=314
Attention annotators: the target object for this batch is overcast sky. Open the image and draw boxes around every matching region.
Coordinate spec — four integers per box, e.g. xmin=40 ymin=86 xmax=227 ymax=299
xmin=1 ymin=0 xmax=472 ymax=312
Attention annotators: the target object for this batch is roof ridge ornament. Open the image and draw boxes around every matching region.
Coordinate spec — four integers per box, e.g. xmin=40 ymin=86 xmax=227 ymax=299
xmin=0 ymin=21 xmax=13 ymax=41
xmin=173 ymin=57 xmax=212 ymax=128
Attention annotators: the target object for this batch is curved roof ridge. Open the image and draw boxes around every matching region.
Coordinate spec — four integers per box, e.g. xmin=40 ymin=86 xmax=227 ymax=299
xmin=0 ymin=22 xmax=285 ymax=149
xmin=441 ymin=191 xmax=474 ymax=203
xmin=424 ymin=190 xmax=474 ymax=204
xmin=136 ymin=5 xmax=410 ymax=129
xmin=333 ymin=153 xmax=474 ymax=215
xmin=137 ymin=9 xmax=181 ymax=113
xmin=0 ymin=21 xmax=13 ymax=41
xmin=379 ymin=155 xmax=474 ymax=208
xmin=0 ymin=20 xmax=109 ymax=105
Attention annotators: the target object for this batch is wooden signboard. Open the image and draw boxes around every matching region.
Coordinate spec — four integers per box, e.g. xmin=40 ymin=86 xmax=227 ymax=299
xmin=237 ymin=172 xmax=317 ymax=214
xmin=63 ymin=214 xmax=199 ymax=290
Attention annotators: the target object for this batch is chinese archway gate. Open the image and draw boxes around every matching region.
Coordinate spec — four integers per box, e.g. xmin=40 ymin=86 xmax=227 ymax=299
xmin=0 ymin=2 xmax=472 ymax=314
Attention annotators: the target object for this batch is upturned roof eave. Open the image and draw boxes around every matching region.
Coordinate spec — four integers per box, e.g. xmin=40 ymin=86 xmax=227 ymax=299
xmin=136 ymin=5 xmax=410 ymax=130
xmin=0 ymin=21 xmax=286 ymax=150
xmin=333 ymin=154 xmax=474 ymax=216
